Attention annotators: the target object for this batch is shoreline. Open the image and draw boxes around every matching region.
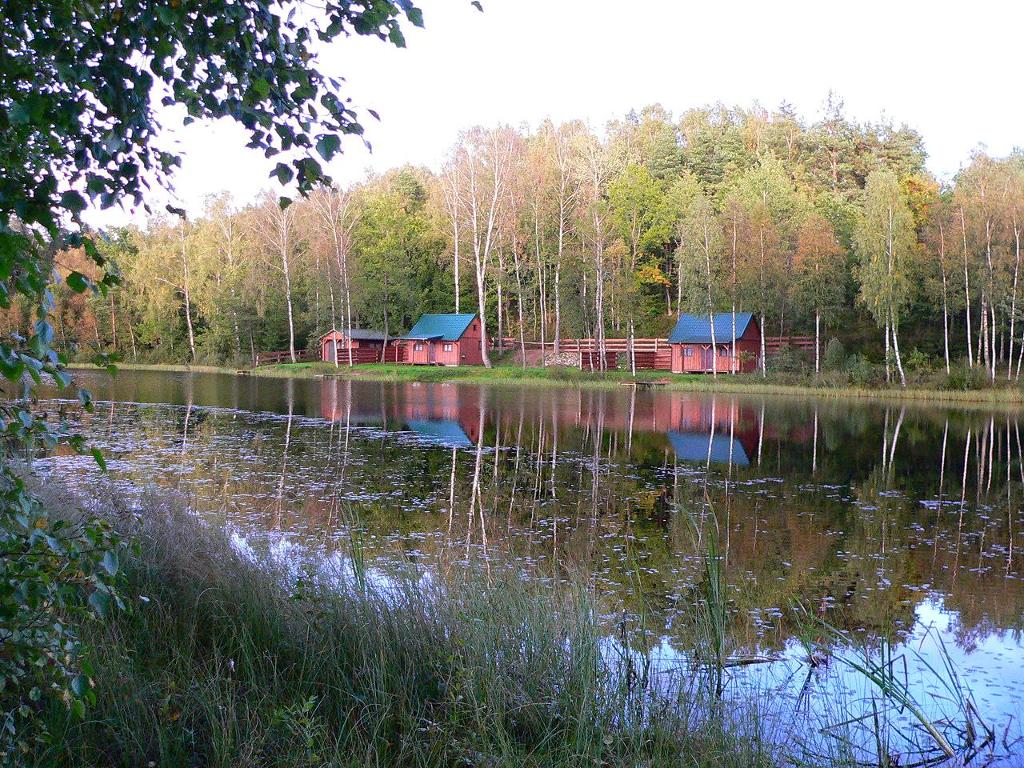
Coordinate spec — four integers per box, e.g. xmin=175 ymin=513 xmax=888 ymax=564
xmin=67 ymin=361 xmax=1024 ymax=407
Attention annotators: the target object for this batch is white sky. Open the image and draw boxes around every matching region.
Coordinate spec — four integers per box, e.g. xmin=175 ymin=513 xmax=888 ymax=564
xmin=86 ymin=0 xmax=1024 ymax=228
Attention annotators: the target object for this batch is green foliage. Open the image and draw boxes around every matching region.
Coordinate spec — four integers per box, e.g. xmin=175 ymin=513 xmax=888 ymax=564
xmin=771 ymin=344 xmax=812 ymax=375
xmin=845 ymin=353 xmax=881 ymax=387
xmin=352 ymin=168 xmax=445 ymax=334
xmin=904 ymin=347 xmax=932 ymax=374
xmin=822 ymin=337 xmax=846 ymax=371
xmin=1 ymin=0 xmax=422 ymax=756
xmin=943 ymin=362 xmax=987 ymax=391
xmin=0 ymin=486 xmax=125 ymax=760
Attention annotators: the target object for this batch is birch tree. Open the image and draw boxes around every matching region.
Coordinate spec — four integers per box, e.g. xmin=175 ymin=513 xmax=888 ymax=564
xmin=855 ymin=169 xmax=915 ymax=388
xmin=310 ymin=185 xmax=360 ymax=365
xmin=677 ymin=192 xmax=725 ymax=376
xmin=573 ymin=128 xmax=614 ymax=370
xmin=252 ymin=194 xmax=300 ymax=362
xmin=795 ymin=210 xmax=844 ymax=374
xmin=548 ymin=121 xmax=582 ymax=354
xmin=450 ymin=126 xmax=519 ymax=368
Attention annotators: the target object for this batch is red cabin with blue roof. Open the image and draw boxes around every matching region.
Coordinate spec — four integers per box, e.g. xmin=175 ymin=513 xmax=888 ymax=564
xmin=668 ymin=312 xmax=760 ymax=374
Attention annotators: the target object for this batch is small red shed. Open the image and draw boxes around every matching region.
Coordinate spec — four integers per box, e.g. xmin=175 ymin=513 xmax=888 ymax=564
xmin=320 ymin=328 xmax=387 ymax=364
xmin=668 ymin=312 xmax=760 ymax=374
xmin=399 ymin=313 xmax=484 ymax=366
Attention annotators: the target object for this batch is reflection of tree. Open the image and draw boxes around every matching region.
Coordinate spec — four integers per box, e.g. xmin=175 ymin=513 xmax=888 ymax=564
xmin=54 ymin=382 xmax=1024 ymax=661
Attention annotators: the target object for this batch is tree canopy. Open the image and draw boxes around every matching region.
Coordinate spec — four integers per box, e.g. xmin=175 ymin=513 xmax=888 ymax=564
xmin=0 ymin=0 xmax=423 ymax=757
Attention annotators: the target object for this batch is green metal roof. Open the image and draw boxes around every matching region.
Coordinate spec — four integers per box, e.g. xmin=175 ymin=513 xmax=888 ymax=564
xmin=403 ymin=313 xmax=477 ymax=341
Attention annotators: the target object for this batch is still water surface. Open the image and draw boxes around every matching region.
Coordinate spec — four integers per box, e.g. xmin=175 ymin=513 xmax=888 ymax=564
xmin=38 ymin=370 xmax=1024 ymax=762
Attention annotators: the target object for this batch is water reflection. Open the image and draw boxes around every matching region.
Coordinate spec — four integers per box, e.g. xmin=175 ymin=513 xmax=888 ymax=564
xmin=36 ymin=371 xmax=1024 ymax=757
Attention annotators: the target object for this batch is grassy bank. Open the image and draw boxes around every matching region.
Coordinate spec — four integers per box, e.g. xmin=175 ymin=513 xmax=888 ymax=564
xmin=71 ymin=360 xmax=1024 ymax=406
xmin=34 ymin=495 xmax=774 ymax=768
xmin=28 ymin=488 xmax=1012 ymax=767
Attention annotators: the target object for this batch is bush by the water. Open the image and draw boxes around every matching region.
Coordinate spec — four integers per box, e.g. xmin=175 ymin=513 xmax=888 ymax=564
xmin=943 ymin=361 xmax=989 ymax=391
xmin=845 ymin=353 xmax=883 ymax=387
xmin=822 ymin=338 xmax=846 ymax=371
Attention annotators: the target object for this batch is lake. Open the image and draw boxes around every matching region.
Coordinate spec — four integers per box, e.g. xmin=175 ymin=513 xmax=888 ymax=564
xmin=37 ymin=369 xmax=1024 ymax=763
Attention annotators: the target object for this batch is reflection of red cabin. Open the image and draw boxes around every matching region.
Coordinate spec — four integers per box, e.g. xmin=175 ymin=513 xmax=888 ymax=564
xmin=399 ymin=313 xmax=483 ymax=366
xmin=668 ymin=312 xmax=760 ymax=374
xmin=320 ymin=328 xmax=387 ymax=363
xmin=318 ymin=379 xmax=482 ymax=444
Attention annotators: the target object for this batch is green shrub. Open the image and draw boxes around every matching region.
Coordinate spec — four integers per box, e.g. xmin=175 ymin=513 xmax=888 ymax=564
xmin=772 ymin=344 xmax=812 ymax=375
xmin=822 ymin=338 xmax=846 ymax=371
xmin=904 ymin=348 xmax=932 ymax=374
xmin=943 ymin=361 xmax=987 ymax=391
xmin=845 ymin=353 xmax=881 ymax=387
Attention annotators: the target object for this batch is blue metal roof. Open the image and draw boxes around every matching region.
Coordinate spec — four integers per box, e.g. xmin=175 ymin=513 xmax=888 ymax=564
xmin=403 ymin=313 xmax=477 ymax=341
xmin=668 ymin=312 xmax=754 ymax=344
xmin=667 ymin=431 xmax=750 ymax=466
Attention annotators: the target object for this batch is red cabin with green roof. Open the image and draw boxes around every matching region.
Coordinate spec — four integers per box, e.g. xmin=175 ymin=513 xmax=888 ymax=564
xmin=398 ymin=313 xmax=484 ymax=366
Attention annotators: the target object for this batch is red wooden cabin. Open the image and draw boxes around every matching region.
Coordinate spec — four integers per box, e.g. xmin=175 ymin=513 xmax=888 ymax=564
xmin=320 ymin=328 xmax=387 ymax=364
xmin=398 ymin=313 xmax=484 ymax=366
xmin=668 ymin=313 xmax=760 ymax=374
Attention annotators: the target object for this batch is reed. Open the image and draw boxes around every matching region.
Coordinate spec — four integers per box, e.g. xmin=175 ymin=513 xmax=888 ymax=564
xmin=32 ymin=493 xmax=773 ymax=768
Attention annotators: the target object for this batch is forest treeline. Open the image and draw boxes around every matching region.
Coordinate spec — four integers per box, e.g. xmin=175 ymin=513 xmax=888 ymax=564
xmin=31 ymin=100 xmax=1024 ymax=384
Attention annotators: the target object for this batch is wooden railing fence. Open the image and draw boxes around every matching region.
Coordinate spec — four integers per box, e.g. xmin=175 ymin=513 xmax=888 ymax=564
xmin=255 ymin=335 xmax=812 ymax=368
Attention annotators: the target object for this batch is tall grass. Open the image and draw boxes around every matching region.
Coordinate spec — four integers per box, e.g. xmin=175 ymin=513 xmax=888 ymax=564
xmin=33 ymin=494 xmax=775 ymax=768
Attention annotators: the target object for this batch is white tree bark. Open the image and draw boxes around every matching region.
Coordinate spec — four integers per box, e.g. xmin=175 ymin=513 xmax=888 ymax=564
xmin=253 ymin=197 xmax=298 ymax=363
xmin=178 ymin=221 xmax=197 ymax=363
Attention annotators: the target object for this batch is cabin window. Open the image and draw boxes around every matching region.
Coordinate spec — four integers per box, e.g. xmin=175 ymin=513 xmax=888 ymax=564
xmin=443 ymin=343 xmax=453 ymax=352
xmin=684 ymin=348 xmax=693 ymax=357
xmin=414 ymin=343 xmax=424 ymax=351
xmin=719 ymin=347 xmax=729 ymax=356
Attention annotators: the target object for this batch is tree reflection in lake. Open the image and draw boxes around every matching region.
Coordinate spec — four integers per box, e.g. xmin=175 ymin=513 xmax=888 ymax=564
xmin=38 ymin=370 xmax=1024 ymax=750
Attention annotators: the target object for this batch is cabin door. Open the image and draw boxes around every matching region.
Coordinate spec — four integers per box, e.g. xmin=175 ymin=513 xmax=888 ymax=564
xmin=428 ymin=343 xmax=437 ymax=364
xmin=701 ymin=346 xmax=714 ymax=371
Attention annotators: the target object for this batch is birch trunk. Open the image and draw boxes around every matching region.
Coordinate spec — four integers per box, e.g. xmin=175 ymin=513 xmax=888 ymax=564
xmin=704 ymin=220 xmax=717 ymax=379
xmin=891 ymin=311 xmax=906 ymax=388
xmin=939 ymin=221 xmax=951 ymax=375
xmin=179 ymin=223 xmax=197 ymax=363
xmin=815 ymin=309 xmax=821 ymax=376
xmin=1012 ymin=219 xmax=1022 ymax=379
xmin=960 ymin=204 xmax=974 ymax=366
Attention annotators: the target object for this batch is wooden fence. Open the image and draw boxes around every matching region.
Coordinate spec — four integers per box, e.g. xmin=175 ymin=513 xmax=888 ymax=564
xmin=498 ymin=337 xmax=675 ymax=371
xmin=323 ymin=347 xmax=404 ymax=365
xmin=258 ymin=345 xmax=406 ymax=367
xmin=764 ymin=335 xmax=814 ymax=352
xmin=256 ymin=334 xmax=811 ymax=369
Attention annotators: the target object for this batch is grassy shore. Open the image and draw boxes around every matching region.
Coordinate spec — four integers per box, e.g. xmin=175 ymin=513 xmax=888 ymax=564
xmin=34 ymin=494 xmax=776 ymax=768
xmin=71 ymin=360 xmax=1024 ymax=406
